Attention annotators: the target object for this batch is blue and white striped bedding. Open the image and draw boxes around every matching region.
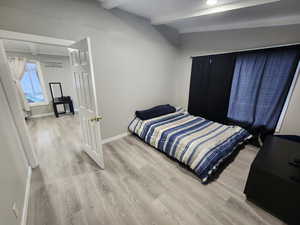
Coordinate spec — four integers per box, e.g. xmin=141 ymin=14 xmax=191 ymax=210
xmin=129 ymin=109 xmax=251 ymax=183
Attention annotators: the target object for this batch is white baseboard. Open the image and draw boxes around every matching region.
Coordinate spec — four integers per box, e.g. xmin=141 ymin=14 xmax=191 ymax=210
xmin=21 ymin=166 xmax=32 ymax=225
xmin=30 ymin=109 xmax=79 ymax=119
xmin=102 ymin=132 xmax=130 ymax=144
xmin=30 ymin=112 xmax=54 ymax=119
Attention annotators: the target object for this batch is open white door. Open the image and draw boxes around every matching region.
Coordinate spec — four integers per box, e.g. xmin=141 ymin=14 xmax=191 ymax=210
xmin=69 ymin=38 xmax=104 ymax=169
xmin=0 ymin=40 xmax=38 ymax=168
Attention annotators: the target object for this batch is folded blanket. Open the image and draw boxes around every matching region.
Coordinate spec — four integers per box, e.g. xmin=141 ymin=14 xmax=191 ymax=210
xmin=135 ymin=104 xmax=176 ymax=120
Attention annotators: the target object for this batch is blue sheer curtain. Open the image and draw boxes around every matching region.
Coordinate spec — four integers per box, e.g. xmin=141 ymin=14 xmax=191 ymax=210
xmin=228 ymin=49 xmax=299 ymax=131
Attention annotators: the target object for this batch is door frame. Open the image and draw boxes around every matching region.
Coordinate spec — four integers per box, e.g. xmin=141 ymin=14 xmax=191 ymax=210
xmin=0 ymin=29 xmax=76 ymax=168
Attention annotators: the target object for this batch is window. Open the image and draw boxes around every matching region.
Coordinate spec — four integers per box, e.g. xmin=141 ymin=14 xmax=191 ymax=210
xmin=20 ymin=61 xmax=48 ymax=105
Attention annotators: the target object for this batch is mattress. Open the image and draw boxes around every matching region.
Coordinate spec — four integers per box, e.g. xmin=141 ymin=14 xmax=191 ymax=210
xmin=129 ymin=109 xmax=251 ymax=183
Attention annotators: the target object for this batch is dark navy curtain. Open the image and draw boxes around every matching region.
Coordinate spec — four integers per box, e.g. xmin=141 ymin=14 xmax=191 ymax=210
xmin=228 ymin=48 xmax=299 ymax=132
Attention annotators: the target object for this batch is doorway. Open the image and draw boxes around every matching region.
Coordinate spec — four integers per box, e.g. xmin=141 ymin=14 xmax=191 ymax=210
xmin=3 ymin=39 xmax=76 ymax=119
xmin=0 ymin=30 xmax=104 ymax=169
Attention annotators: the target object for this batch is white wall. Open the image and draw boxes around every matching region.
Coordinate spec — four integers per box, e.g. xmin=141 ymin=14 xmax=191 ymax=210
xmin=175 ymin=25 xmax=300 ymax=134
xmin=0 ymin=81 xmax=28 ymax=225
xmin=279 ymin=72 xmax=300 ymax=135
xmin=6 ymin=52 xmax=76 ymax=116
xmin=0 ymin=0 xmax=179 ymax=139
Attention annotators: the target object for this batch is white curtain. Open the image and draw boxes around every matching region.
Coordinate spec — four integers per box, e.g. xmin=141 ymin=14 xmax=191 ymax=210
xmin=8 ymin=57 xmax=30 ymax=112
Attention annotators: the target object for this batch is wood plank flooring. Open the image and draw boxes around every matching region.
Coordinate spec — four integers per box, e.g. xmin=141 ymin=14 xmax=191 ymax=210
xmin=27 ymin=116 xmax=285 ymax=225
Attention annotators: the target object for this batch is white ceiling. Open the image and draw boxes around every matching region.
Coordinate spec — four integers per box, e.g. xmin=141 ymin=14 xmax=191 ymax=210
xmin=99 ymin=0 xmax=300 ymax=33
xmin=3 ymin=39 xmax=69 ymax=56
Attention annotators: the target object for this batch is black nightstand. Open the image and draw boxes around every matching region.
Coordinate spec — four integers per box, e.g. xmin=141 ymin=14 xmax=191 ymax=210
xmin=244 ymin=136 xmax=300 ymax=225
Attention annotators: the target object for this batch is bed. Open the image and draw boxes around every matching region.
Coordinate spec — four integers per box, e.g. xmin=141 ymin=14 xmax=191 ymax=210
xmin=129 ymin=108 xmax=251 ymax=183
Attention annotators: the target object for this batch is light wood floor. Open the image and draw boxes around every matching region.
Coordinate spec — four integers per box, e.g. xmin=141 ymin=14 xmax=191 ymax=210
xmin=27 ymin=116 xmax=285 ymax=225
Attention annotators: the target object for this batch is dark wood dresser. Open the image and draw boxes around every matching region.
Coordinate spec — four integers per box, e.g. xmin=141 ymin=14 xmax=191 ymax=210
xmin=244 ymin=136 xmax=300 ymax=225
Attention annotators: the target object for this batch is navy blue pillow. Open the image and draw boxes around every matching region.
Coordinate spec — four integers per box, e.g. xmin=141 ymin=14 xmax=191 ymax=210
xmin=136 ymin=104 xmax=176 ymax=120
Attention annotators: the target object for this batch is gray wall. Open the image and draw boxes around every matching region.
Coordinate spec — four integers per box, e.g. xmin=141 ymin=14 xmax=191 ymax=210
xmin=0 ymin=81 xmax=28 ymax=225
xmin=175 ymin=25 xmax=300 ymax=134
xmin=0 ymin=0 xmax=179 ymax=139
xmin=6 ymin=52 xmax=76 ymax=117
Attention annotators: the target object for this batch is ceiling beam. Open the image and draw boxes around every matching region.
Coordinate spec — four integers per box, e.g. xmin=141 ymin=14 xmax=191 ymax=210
xmin=28 ymin=43 xmax=38 ymax=56
xmin=179 ymin=14 xmax=300 ymax=34
xmin=100 ymin=0 xmax=127 ymax=9
xmin=151 ymin=0 xmax=280 ymax=25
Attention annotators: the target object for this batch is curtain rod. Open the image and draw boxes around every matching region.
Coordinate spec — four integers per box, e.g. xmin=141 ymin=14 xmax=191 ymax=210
xmin=190 ymin=42 xmax=300 ymax=59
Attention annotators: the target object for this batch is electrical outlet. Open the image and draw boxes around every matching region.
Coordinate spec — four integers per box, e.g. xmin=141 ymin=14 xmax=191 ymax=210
xmin=12 ymin=202 xmax=19 ymax=219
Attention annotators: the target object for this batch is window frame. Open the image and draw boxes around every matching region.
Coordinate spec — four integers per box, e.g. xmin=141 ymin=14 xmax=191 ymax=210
xmin=22 ymin=60 xmax=49 ymax=107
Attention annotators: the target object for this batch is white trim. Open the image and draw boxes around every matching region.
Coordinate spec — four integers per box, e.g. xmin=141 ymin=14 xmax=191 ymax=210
xmin=21 ymin=166 xmax=32 ymax=225
xmin=179 ymin=14 xmax=300 ymax=34
xmin=0 ymin=29 xmax=74 ymax=47
xmin=102 ymin=132 xmax=130 ymax=144
xmin=152 ymin=0 xmax=280 ymax=25
xmin=275 ymin=60 xmax=300 ymax=133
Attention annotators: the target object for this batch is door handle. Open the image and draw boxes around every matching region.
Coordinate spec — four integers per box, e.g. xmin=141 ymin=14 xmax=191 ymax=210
xmin=90 ymin=116 xmax=102 ymax=122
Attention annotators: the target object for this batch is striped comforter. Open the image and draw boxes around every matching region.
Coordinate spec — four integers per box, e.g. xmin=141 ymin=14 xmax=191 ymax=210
xmin=129 ymin=109 xmax=250 ymax=183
